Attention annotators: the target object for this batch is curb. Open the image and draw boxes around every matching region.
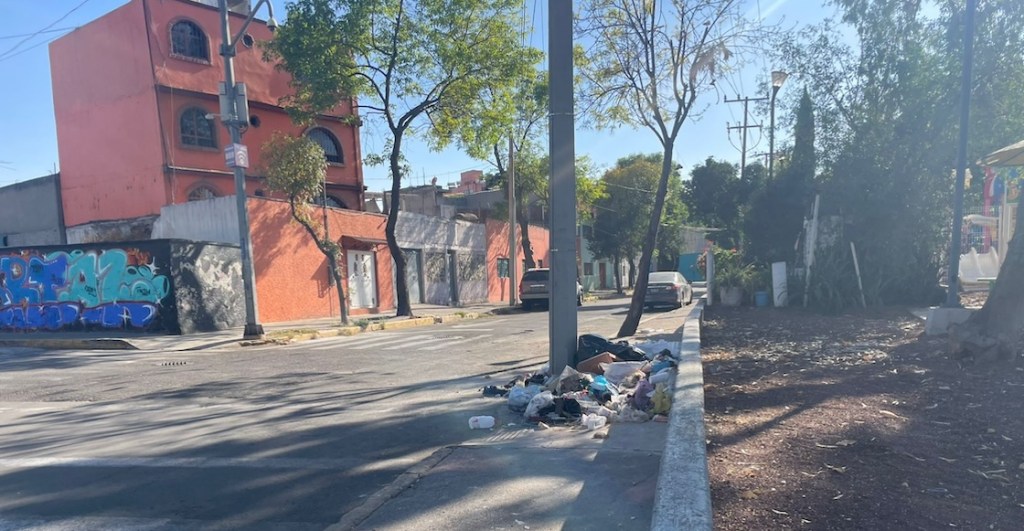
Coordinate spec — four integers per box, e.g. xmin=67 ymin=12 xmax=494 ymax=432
xmin=651 ymin=296 xmax=712 ymax=531
xmin=0 ymin=338 xmax=138 ymax=351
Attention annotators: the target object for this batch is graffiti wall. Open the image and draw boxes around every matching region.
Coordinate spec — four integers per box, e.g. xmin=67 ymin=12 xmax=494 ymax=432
xmin=0 ymin=245 xmax=173 ymax=332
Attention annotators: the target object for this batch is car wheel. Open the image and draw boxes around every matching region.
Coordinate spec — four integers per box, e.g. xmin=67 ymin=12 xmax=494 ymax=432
xmin=687 ymin=289 xmax=693 ymax=304
xmin=577 ymin=294 xmax=583 ymax=306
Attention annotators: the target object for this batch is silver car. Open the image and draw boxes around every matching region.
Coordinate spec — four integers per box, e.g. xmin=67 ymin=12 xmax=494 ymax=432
xmin=519 ymin=268 xmax=583 ymax=311
xmin=644 ymin=271 xmax=692 ymax=309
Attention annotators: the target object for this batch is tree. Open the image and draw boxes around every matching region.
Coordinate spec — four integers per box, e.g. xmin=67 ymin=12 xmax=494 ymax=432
xmin=260 ymin=134 xmax=349 ymax=325
xmin=744 ymin=90 xmax=815 ymax=264
xmin=578 ymin=0 xmax=765 ymax=336
xmin=265 ymin=0 xmax=540 ymax=316
xmin=683 ymin=157 xmax=744 ymax=248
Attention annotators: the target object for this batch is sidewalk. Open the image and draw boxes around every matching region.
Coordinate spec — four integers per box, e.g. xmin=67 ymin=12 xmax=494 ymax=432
xmin=0 ymin=301 xmax=519 ymax=352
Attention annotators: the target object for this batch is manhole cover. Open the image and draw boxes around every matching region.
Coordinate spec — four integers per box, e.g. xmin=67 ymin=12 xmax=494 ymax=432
xmin=157 ymin=360 xmax=188 ymax=367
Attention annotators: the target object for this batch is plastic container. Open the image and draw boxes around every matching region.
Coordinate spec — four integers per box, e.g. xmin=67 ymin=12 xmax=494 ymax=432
xmin=581 ymin=413 xmax=608 ymax=431
xmin=468 ymin=416 xmax=496 ymax=429
xmin=754 ymin=290 xmax=770 ymax=307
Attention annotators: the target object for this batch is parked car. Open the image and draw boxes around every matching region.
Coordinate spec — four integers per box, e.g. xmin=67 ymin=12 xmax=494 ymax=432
xmin=644 ymin=271 xmax=692 ymax=309
xmin=519 ymin=268 xmax=583 ymax=310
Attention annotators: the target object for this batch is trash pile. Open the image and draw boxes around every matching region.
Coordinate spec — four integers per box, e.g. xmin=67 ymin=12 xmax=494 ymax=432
xmin=481 ymin=334 xmax=679 ymax=430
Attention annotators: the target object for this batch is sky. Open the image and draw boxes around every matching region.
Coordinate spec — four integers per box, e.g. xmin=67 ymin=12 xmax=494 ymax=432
xmin=0 ymin=0 xmax=840 ymax=189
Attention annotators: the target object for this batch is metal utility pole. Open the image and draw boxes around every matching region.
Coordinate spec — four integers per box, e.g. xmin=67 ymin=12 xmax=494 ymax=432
xmin=769 ymin=71 xmax=789 ymax=180
xmin=548 ymin=0 xmax=577 ymax=376
xmin=945 ymin=0 xmax=977 ymax=308
xmin=508 ymin=136 xmax=517 ymax=307
xmin=725 ymin=94 xmax=767 ymax=180
xmin=218 ymin=0 xmax=278 ymax=339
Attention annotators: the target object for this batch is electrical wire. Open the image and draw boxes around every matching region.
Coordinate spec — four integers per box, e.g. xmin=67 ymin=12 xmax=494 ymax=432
xmin=0 ymin=0 xmax=93 ymax=60
xmin=0 ymin=27 xmax=77 ymax=40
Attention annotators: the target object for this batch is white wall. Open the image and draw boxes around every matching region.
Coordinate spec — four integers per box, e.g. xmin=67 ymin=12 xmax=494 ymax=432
xmin=396 ymin=212 xmax=487 ymax=305
xmin=151 ymin=197 xmax=239 ymax=244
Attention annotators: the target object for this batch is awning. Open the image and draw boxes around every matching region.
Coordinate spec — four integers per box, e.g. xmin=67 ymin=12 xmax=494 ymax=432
xmin=342 ymin=235 xmax=387 ymax=249
xmin=982 ymin=139 xmax=1024 ymax=167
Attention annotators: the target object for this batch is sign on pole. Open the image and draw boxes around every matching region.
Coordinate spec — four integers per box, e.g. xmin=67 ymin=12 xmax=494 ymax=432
xmin=225 ymin=143 xmax=249 ymax=169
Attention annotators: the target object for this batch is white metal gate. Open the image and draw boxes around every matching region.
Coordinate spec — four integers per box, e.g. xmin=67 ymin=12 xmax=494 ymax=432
xmin=347 ymin=251 xmax=376 ymax=308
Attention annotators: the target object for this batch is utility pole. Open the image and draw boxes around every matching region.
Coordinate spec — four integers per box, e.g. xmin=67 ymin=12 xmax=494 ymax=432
xmin=217 ymin=0 xmax=278 ymax=339
xmin=725 ymin=94 xmax=767 ymax=180
xmin=508 ymin=136 xmax=517 ymax=307
xmin=548 ymin=0 xmax=577 ymax=376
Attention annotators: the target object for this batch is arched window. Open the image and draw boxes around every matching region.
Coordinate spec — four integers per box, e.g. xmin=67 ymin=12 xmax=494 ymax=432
xmin=313 ymin=195 xmax=348 ymax=209
xmin=306 ymin=127 xmax=344 ymax=164
xmin=180 ymin=108 xmax=217 ymax=148
xmin=187 ymin=184 xmax=219 ymax=201
xmin=170 ymin=20 xmax=209 ymax=61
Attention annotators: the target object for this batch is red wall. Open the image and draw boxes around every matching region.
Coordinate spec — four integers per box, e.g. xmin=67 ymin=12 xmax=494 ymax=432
xmin=485 ymin=220 xmax=551 ymax=303
xmin=51 ymin=0 xmax=364 ymax=229
xmin=51 ymin=0 xmax=167 ymax=226
xmin=249 ymin=198 xmax=393 ymax=323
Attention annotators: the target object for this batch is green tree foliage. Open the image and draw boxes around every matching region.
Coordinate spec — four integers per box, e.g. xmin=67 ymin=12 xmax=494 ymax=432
xmin=590 ymin=155 xmax=686 ymax=286
xmin=744 ymin=90 xmax=816 ymax=264
xmin=578 ymin=0 xmax=766 ymax=337
xmin=772 ymin=0 xmax=1024 ymax=309
xmin=265 ymin=0 xmax=540 ymax=316
xmin=683 ymin=157 xmax=748 ymax=248
xmin=260 ymin=134 xmax=349 ymax=325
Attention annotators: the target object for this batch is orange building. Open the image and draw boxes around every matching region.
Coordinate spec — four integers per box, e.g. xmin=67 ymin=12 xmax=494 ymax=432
xmin=50 ymin=0 xmax=364 ymax=236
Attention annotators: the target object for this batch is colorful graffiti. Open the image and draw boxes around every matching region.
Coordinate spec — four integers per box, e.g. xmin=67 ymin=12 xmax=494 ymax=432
xmin=0 ymin=248 xmax=170 ymax=331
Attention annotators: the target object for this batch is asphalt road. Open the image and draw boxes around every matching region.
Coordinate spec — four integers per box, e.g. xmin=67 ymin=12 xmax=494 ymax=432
xmin=0 ymin=300 xmax=690 ymax=530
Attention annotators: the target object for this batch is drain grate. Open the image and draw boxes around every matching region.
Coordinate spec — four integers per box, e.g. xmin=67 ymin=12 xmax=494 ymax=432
xmin=157 ymin=360 xmax=189 ymax=367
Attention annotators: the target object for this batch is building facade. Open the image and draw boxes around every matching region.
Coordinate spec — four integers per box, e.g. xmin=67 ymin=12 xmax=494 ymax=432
xmin=0 ymin=174 xmax=66 ymax=248
xmin=50 ymin=0 xmax=364 ymax=241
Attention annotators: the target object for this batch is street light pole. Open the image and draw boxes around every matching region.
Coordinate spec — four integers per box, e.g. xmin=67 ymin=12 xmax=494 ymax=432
xmin=218 ymin=0 xmax=279 ymax=339
xmin=769 ymin=70 xmax=788 ymax=180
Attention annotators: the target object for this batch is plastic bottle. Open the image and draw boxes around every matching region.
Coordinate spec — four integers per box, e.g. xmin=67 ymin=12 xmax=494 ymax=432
xmin=468 ymin=416 xmax=496 ymax=429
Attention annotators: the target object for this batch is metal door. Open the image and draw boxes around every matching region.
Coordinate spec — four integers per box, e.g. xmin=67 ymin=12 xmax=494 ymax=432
xmin=348 ymin=251 xmax=376 ymax=308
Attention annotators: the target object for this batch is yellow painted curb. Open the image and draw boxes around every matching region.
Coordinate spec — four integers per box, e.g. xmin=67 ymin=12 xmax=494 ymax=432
xmin=380 ymin=317 xmax=436 ymax=330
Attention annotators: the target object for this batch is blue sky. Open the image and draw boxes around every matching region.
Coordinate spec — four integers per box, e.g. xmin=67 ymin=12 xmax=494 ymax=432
xmin=0 ymin=0 xmax=838 ymax=189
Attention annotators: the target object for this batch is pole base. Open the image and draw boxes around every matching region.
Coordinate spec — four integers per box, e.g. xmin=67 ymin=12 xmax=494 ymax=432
xmin=243 ymin=323 xmax=265 ymax=340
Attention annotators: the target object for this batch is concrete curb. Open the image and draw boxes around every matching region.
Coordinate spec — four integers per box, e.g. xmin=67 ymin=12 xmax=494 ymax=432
xmin=0 ymin=338 xmax=138 ymax=351
xmin=651 ymin=297 xmax=711 ymax=531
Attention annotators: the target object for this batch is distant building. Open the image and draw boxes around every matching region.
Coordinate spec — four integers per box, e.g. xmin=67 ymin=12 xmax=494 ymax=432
xmin=49 ymin=0 xmax=365 ymax=243
xmin=448 ymin=170 xmax=486 ymax=194
xmin=0 ymin=174 xmax=66 ymax=247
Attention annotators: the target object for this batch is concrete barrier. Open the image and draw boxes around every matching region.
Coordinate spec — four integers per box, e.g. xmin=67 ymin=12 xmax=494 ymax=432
xmin=651 ymin=297 xmax=711 ymax=531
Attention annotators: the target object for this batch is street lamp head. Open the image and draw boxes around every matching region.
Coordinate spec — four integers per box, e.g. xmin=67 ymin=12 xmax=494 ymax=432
xmin=266 ymin=15 xmax=280 ymax=31
xmin=771 ymin=70 xmax=789 ymax=90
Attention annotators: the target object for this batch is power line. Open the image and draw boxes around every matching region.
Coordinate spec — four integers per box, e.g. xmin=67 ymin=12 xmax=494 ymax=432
xmin=0 ymin=32 xmax=71 ymax=64
xmin=0 ymin=0 xmax=92 ymax=60
xmin=0 ymin=27 xmax=77 ymax=40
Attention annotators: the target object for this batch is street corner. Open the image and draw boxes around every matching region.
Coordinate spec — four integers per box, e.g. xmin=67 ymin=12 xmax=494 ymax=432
xmin=0 ymin=337 xmax=138 ymax=350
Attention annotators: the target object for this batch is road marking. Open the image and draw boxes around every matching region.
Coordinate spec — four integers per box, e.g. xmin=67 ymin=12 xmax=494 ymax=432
xmin=381 ymin=335 xmax=462 ymax=351
xmin=0 ymin=456 xmax=362 ymax=470
xmin=349 ymin=334 xmax=433 ymax=350
xmin=445 ymin=326 xmax=494 ymax=331
xmin=420 ymin=334 xmax=493 ymax=351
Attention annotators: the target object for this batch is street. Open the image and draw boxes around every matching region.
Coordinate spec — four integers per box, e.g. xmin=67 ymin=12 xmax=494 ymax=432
xmin=0 ymin=300 xmax=689 ymax=530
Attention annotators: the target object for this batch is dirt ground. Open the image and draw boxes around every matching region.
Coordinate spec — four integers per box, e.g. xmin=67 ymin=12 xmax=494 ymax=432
xmin=702 ymin=301 xmax=1024 ymax=530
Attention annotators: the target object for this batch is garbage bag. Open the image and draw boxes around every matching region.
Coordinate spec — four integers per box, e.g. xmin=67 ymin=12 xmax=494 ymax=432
xmin=524 ymin=391 xmax=555 ymax=419
xmin=631 ymin=379 xmax=655 ymax=411
xmin=508 ymin=384 xmax=544 ymax=412
xmin=652 ymin=383 xmax=671 ymax=415
xmin=549 ymin=365 xmax=590 ymax=394
xmin=601 ymin=361 xmax=649 ymax=385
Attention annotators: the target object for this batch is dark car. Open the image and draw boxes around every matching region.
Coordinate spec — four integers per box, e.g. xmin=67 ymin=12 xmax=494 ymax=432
xmin=644 ymin=271 xmax=692 ymax=309
xmin=518 ymin=268 xmax=583 ymax=311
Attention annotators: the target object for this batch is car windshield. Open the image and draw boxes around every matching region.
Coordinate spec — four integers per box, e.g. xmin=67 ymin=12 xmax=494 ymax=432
xmin=648 ymin=272 xmax=677 ymax=283
xmin=522 ymin=270 xmax=549 ymax=281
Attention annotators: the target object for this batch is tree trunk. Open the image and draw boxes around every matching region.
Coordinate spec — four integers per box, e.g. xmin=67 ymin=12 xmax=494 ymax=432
xmin=326 ymin=252 xmax=349 ymax=326
xmin=614 ymin=253 xmax=623 ymax=293
xmin=950 ymin=195 xmax=1024 ymax=362
xmin=518 ymin=199 xmax=535 ymax=270
xmin=618 ymin=148 xmax=675 ymax=338
xmin=627 ymin=257 xmax=636 ymax=288
xmin=387 ymin=133 xmax=413 ymax=317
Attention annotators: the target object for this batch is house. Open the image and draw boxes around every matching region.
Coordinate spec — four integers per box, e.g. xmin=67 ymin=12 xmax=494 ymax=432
xmin=50 ymin=0 xmax=365 ymax=243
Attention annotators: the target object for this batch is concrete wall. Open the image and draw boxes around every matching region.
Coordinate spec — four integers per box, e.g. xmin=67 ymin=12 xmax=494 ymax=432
xmin=0 ymin=175 xmax=65 ymax=247
xmin=395 ymin=212 xmax=487 ymax=305
xmin=66 ymin=216 xmax=158 ymax=244
xmin=0 ymin=239 xmax=243 ymax=335
xmin=151 ymin=196 xmax=239 ymax=244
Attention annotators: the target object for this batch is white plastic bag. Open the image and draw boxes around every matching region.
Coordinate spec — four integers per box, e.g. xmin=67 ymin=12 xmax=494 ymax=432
xmin=600 ymin=361 xmax=648 ymax=385
xmin=524 ymin=391 xmax=554 ymax=418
